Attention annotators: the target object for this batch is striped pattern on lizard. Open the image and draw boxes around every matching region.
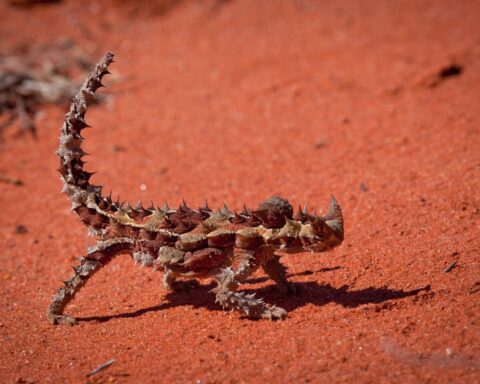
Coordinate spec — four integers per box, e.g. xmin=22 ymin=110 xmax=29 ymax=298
xmin=46 ymin=52 xmax=344 ymax=325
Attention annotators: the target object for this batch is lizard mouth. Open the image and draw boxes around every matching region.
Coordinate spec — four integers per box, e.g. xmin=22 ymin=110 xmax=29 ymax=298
xmin=272 ymin=195 xmax=344 ymax=253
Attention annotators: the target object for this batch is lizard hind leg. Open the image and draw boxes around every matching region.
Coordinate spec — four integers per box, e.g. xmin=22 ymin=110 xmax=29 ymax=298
xmin=262 ymin=254 xmax=297 ymax=295
xmin=212 ymin=268 xmax=287 ymax=320
xmin=46 ymin=238 xmax=133 ymax=325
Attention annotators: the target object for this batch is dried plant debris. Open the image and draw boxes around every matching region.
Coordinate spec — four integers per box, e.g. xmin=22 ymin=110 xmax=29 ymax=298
xmin=46 ymin=53 xmax=345 ymax=325
xmin=0 ymin=40 xmax=94 ymax=138
xmin=86 ymin=359 xmax=115 ymax=377
xmin=421 ymin=62 xmax=464 ymax=88
xmin=469 ymin=282 xmax=480 ymax=295
xmin=0 ymin=172 xmax=23 ymax=185
xmin=9 ymin=0 xmax=62 ymax=8
xmin=381 ymin=337 xmax=480 ymax=369
xmin=443 ymin=260 xmax=457 ymax=273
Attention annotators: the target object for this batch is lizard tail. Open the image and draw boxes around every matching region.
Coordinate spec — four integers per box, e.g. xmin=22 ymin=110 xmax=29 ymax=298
xmin=57 ymin=52 xmax=114 ymax=234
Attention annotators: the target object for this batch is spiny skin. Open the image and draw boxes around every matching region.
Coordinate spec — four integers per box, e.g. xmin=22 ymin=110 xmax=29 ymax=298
xmin=46 ymin=52 xmax=344 ymax=325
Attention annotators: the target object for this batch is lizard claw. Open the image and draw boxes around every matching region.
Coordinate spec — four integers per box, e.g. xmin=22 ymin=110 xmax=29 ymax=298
xmin=261 ymin=305 xmax=287 ymax=320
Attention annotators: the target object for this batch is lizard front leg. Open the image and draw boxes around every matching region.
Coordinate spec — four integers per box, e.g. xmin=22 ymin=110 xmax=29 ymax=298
xmin=233 ymin=248 xmax=259 ymax=282
xmin=212 ymin=268 xmax=287 ymax=320
xmin=237 ymin=246 xmax=296 ymax=295
xmin=262 ymin=254 xmax=297 ymax=295
xmin=46 ymin=238 xmax=134 ymax=325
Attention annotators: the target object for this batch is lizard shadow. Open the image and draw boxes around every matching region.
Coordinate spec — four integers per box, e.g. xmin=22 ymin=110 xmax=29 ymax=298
xmin=78 ymin=283 xmax=224 ymax=323
xmin=78 ymin=267 xmax=430 ymax=323
xmin=245 ymin=282 xmax=431 ymax=313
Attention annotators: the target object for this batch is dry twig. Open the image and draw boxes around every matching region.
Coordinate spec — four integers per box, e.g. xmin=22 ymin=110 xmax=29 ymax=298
xmin=86 ymin=359 xmax=115 ymax=377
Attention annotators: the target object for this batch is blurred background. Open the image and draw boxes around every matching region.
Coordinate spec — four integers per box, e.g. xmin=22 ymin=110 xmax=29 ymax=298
xmin=0 ymin=1 xmax=479 ymax=383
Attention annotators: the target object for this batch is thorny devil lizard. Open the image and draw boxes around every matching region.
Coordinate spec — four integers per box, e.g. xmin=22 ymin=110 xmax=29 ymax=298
xmin=46 ymin=52 xmax=344 ymax=325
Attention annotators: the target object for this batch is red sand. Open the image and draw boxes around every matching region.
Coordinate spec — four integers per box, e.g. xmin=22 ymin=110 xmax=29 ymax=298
xmin=1 ymin=1 xmax=479 ymax=382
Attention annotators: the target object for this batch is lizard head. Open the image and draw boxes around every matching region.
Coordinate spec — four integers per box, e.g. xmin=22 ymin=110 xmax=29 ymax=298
xmin=299 ymin=195 xmax=344 ymax=252
xmin=255 ymin=195 xmax=344 ymax=253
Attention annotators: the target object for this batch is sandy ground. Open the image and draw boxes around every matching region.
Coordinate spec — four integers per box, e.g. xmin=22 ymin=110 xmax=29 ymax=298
xmin=0 ymin=0 xmax=479 ymax=383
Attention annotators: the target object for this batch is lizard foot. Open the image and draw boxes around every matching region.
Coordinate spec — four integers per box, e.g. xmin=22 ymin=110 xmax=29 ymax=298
xmin=261 ymin=305 xmax=288 ymax=320
xmin=47 ymin=313 xmax=77 ymax=326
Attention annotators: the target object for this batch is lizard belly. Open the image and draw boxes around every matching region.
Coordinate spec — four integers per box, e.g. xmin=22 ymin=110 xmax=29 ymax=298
xmin=154 ymin=246 xmax=231 ymax=277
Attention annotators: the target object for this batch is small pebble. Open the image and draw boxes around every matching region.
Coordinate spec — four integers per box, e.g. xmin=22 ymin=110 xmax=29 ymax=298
xmin=14 ymin=225 xmax=28 ymax=234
